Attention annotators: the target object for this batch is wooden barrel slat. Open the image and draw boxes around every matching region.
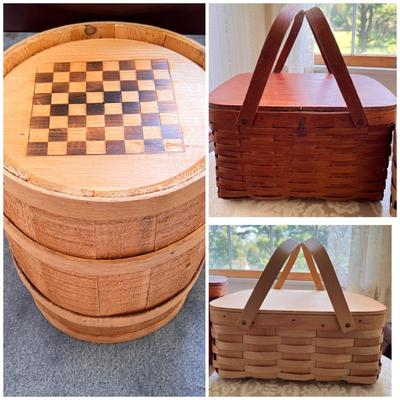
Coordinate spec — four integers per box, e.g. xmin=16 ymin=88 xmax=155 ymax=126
xmin=15 ymin=256 xmax=202 ymax=343
xmin=6 ymin=216 xmax=204 ymax=317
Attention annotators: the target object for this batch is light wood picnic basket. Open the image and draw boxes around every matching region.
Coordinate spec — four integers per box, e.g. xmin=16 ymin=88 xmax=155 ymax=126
xmin=209 ymin=6 xmax=396 ymax=200
xmin=4 ymin=22 xmax=205 ymax=342
xmin=210 ymin=238 xmax=387 ymax=384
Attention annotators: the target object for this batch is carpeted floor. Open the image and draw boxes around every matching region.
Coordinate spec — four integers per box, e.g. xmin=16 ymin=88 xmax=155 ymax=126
xmin=3 ymin=239 xmax=205 ymax=397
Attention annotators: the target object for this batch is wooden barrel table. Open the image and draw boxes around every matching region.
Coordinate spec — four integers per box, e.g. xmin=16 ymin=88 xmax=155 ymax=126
xmin=4 ymin=22 xmax=205 ymax=343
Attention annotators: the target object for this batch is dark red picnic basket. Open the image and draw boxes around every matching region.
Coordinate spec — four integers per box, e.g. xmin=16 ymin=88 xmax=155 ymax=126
xmin=209 ymin=6 xmax=396 ymax=200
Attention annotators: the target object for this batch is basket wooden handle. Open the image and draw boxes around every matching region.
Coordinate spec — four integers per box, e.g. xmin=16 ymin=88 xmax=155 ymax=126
xmin=301 ymin=238 xmax=355 ymax=333
xmin=274 ymin=10 xmax=333 ymax=74
xmin=238 ymin=238 xmax=301 ymax=330
xmin=238 ymin=237 xmax=355 ymax=333
xmin=237 ymin=6 xmax=368 ymax=130
xmin=274 ymin=244 xmax=324 ymax=290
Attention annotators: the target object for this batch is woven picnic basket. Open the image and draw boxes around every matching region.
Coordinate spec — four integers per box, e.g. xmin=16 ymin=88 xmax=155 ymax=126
xmin=210 ymin=238 xmax=387 ymax=384
xmin=210 ymin=6 xmax=396 ymax=200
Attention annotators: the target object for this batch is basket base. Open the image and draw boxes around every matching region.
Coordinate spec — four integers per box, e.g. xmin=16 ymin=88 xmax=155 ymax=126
xmin=14 ymin=257 xmax=203 ymax=344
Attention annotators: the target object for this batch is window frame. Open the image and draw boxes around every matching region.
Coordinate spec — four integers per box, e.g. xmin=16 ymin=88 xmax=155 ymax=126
xmin=314 ymin=54 xmax=396 ymax=68
xmin=210 ymin=269 xmax=320 ymax=281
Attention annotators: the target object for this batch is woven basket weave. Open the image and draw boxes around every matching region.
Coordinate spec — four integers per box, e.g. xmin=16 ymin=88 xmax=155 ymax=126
xmin=210 ymin=6 xmax=396 ymax=200
xmin=210 ymin=238 xmax=386 ymax=384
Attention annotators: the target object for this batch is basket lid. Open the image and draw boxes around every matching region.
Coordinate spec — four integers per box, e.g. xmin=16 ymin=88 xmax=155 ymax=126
xmin=4 ymin=23 xmax=205 ymax=198
xmin=209 ymin=72 xmax=396 ymax=112
xmin=210 ymin=289 xmax=386 ymax=315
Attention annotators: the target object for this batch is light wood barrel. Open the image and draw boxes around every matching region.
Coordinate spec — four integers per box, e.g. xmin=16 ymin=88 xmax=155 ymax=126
xmin=4 ymin=22 xmax=205 ymax=342
xmin=4 ymin=21 xmax=205 ymax=259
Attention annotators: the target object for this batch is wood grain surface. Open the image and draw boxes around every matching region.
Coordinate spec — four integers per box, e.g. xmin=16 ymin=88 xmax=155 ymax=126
xmin=210 ymin=73 xmax=396 ymax=111
xmin=210 ymin=235 xmax=386 ymax=384
xmin=211 ymin=297 xmax=385 ymax=384
xmin=4 ymin=23 xmax=205 ymax=343
xmin=4 ymin=23 xmax=205 ymax=197
xmin=5 ymin=216 xmax=204 ymax=317
xmin=210 ymin=5 xmax=395 ymax=201
xmin=14 ymin=254 xmax=204 ymax=343
xmin=4 ymin=22 xmax=205 ymax=258
xmin=210 ymin=289 xmax=386 ymax=315
xmin=27 ymin=59 xmax=184 ymax=156
xmin=4 ymin=168 xmax=204 ymax=259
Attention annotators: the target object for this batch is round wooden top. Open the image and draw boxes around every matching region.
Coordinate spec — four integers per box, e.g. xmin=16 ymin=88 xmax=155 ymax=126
xmin=4 ymin=24 xmax=205 ymax=197
xmin=209 ymin=275 xmax=228 ymax=286
xmin=210 ymin=289 xmax=387 ymax=315
xmin=210 ymin=73 xmax=397 ymax=112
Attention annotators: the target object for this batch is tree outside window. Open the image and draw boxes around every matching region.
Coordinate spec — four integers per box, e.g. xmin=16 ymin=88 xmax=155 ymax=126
xmin=316 ymin=3 xmax=396 ymax=55
xmin=209 ymin=225 xmax=351 ymax=283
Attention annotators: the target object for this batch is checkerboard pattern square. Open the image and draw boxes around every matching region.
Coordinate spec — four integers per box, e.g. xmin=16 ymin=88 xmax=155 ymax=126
xmin=27 ymin=59 xmax=184 ymax=156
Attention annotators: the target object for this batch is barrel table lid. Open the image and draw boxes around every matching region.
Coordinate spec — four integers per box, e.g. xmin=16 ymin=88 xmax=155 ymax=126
xmin=209 ymin=73 xmax=396 ymax=112
xmin=210 ymin=289 xmax=387 ymax=315
xmin=4 ymin=22 xmax=205 ymax=197
xmin=209 ymin=275 xmax=228 ymax=299
xmin=209 ymin=275 xmax=228 ymax=286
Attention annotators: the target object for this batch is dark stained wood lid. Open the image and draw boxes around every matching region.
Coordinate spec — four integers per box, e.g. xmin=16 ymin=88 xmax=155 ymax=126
xmin=209 ymin=72 xmax=396 ymax=112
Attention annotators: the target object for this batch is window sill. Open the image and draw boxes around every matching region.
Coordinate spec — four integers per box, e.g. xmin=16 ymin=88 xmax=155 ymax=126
xmin=314 ymin=54 xmax=396 ymax=69
xmin=221 ymin=276 xmax=317 ymax=294
xmin=314 ymin=64 xmax=396 ymax=73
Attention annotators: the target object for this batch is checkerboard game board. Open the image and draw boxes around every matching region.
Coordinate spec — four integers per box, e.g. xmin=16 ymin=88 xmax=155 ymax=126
xmin=27 ymin=59 xmax=184 ymax=156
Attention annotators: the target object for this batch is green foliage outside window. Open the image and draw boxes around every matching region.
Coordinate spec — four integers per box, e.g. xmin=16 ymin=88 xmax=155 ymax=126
xmin=209 ymin=225 xmax=351 ymax=276
xmin=316 ymin=3 xmax=396 ymax=55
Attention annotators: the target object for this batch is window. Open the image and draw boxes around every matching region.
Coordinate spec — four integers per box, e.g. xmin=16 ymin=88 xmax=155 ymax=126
xmin=315 ymin=3 xmax=396 ymax=68
xmin=209 ymin=225 xmax=352 ymax=283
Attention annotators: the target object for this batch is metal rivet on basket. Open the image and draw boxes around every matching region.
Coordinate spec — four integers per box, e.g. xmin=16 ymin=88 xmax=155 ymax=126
xmin=241 ymin=118 xmax=247 ymax=125
xmin=241 ymin=320 xmax=246 ymax=326
xmin=321 ymin=324 xmax=325 ymax=327
xmin=345 ymin=322 xmax=351 ymax=328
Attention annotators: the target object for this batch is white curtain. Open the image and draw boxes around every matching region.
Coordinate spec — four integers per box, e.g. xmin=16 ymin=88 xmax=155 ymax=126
xmin=209 ymin=4 xmax=268 ymax=91
xmin=270 ymin=3 xmax=315 ymax=73
xmin=325 ymin=226 xmax=391 ymax=320
xmin=209 ymin=3 xmax=316 ymax=91
xmin=347 ymin=226 xmax=392 ymax=319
